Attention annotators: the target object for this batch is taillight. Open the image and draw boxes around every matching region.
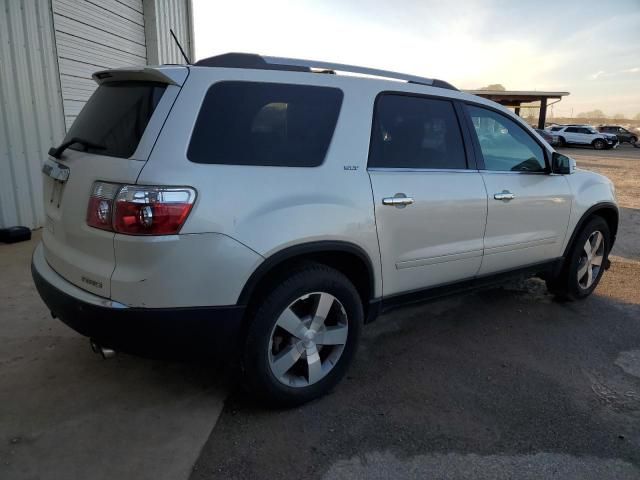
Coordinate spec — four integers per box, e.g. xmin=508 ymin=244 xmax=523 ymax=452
xmin=87 ymin=182 xmax=196 ymax=235
xmin=113 ymin=185 xmax=196 ymax=235
xmin=87 ymin=182 xmax=120 ymax=231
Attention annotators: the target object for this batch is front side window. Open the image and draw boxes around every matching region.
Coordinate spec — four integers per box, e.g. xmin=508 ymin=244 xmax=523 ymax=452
xmin=565 ymin=127 xmax=578 ymax=133
xmin=467 ymin=105 xmax=546 ymax=172
xmin=188 ymin=82 xmax=343 ymax=167
xmin=64 ymin=81 xmax=167 ymax=158
xmin=368 ymin=94 xmax=467 ymax=169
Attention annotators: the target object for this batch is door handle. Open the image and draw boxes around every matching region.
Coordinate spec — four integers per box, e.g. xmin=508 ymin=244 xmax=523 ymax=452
xmin=382 ymin=194 xmax=414 ymax=207
xmin=494 ymin=190 xmax=515 ymax=201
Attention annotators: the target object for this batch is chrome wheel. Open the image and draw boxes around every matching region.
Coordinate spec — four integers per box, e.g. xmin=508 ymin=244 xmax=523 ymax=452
xmin=268 ymin=292 xmax=348 ymax=387
xmin=577 ymin=230 xmax=604 ymax=289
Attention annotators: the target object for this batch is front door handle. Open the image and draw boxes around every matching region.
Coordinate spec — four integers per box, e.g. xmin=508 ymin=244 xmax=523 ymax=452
xmin=494 ymin=190 xmax=515 ymax=201
xmin=382 ymin=194 xmax=414 ymax=207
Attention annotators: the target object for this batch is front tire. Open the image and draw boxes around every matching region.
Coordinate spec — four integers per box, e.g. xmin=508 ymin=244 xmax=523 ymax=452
xmin=242 ymin=263 xmax=363 ymax=406
xmin=546 ymin=216 xmax=610 ymax=300
xmin=630 ymin=136 xmax=637 ymax=145
xmin=593 ymin=139 xmax=606 ymax=150
xmin=557 ymin=137 xmax=566 ymax=147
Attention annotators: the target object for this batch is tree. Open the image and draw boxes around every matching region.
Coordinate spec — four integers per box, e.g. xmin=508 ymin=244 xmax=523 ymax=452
xmin=576 ymin=109 xmax=606 ymax=118
xmin=478 ymin=84 xmax=506 ymax=91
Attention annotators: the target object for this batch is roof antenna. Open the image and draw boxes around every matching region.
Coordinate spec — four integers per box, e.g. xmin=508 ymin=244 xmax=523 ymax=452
xmin=170 ymin=28 xmax=191 ymax=64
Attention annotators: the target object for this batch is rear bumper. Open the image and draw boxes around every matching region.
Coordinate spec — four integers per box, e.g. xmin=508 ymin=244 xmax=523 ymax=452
xmin=31 ymin=243 xmax=245 ymax=359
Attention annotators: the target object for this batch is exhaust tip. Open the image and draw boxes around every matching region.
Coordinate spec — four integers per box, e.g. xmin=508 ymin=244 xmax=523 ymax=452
xmin=90 ymin=339 xmax=116 ymax=359
xmin=100 ymin=347 xmax=116 ymax=359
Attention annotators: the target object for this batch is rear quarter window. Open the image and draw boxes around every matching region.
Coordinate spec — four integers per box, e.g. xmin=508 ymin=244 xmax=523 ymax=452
xmin=64 ymin=81 xmax=167 ymax=158
xmin=187 ymin=82 xmax=343 ymax=167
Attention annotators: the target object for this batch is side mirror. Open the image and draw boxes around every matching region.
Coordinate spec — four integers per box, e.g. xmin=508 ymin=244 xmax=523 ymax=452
xmin=551 ymin=152 xmax=573 ymax=174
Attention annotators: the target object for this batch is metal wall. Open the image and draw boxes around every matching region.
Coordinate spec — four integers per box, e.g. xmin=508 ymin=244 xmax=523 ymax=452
xmin=52 ymin=0 xmax=147 ymax=129
xmin=0 ymin=0 xmax=66 ymax=229
xmin=0 ymin=0 xmax=193 ymax=229
xmin=144 ymin=0 xmax=194 ymax=65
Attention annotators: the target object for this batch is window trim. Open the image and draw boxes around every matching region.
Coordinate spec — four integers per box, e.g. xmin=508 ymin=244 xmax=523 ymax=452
xmin=186 ymin=80 xmax=344 ymax=168
xmin=460 ymin=101 xmax=551 ymax=174
xmin=366 ymin=91 xmax=477 ymax=171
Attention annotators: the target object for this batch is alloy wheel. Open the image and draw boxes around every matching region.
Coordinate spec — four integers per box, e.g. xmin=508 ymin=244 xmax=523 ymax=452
xmin=577 ymin=230 xmax=604 ymax=289
xmin=268 ymin=292 xmax=348 ymax=387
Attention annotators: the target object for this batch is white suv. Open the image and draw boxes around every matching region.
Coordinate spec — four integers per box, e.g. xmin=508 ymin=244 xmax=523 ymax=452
xmin=32 ymin=53 xmax=619 ymax=405
xmin=548 ymin=124 xmax=618 ymax=149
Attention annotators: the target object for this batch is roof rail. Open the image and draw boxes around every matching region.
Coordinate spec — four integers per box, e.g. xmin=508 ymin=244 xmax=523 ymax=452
xmin=193 ymin=53 xmax=457 ymax=90
xmin=263 ymin=56 xmax=436 ymax=86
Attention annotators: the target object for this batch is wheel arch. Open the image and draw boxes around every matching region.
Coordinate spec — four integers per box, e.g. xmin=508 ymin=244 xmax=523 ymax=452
xmin=563 ymin=202 xmax=619 ymax=257
xmin=238 ymin=241 xmax=377 ymax=319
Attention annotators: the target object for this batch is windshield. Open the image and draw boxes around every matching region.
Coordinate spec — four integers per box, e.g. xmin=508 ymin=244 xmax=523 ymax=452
xmin=63 ymin=81 xmax=167 ymax=159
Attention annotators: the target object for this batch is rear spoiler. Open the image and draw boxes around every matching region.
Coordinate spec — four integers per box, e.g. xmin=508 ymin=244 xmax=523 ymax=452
xmin=92 ymin=66 xmax=188 ymax=86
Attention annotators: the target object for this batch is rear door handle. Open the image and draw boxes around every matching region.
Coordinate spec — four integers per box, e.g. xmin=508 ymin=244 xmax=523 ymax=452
xmin=382 ymin=194 xmax=414 ymax=207
xmin=494 ymin=190 xmax=515 ymax=201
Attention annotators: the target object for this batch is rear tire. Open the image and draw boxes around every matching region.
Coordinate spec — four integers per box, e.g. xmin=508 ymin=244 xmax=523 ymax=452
xmin=592 ymin=139 xmax=606 ymax=150
xmin=546 ymin=216 xmax=610 ymax=300
xmin=242 ymin=263 xmax=363 ymax=407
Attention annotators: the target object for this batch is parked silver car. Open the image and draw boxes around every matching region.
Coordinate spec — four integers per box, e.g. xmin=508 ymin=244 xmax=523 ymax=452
xmin=33 ymin=54 xmax=619 ymax=405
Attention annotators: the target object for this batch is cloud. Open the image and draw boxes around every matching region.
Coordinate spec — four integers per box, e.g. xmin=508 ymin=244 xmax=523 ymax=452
xmin=589 ymin=67 xmax=639 ymax=80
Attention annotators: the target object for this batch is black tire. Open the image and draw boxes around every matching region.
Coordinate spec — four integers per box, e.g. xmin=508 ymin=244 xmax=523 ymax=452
xmin=546 ymin=216 xmax=610 ymax=300
xmin=592 ymin=139 xmax=606 ymax=150
xmin=557 ymin=137 xmax=566 ymax=147
xmin=242 ymin=262 xmax=363 ymax=407
xmin=630 ymin=136 xmax=637 ymax=145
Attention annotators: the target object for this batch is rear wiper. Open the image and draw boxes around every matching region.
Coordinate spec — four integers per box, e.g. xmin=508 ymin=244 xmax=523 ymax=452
xmin=48 ymin=137 xmax=106 ymax=159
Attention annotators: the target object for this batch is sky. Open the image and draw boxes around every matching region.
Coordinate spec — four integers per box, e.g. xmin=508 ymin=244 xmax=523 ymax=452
xmin=192 ymin=0 xmax=640 ymax=118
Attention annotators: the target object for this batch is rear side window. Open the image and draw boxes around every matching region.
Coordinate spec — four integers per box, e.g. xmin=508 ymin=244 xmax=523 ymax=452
xmin=188 ymin=82 xmax=343 ymax=167
xmin=368 ymin=94 xmax=467 ymax=169
xmin=64 ymin=81 xmax=166 ymax=158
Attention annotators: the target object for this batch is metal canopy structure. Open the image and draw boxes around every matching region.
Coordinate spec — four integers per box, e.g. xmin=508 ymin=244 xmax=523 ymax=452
xmin=465 ymin=90 xmax=570 ymax=128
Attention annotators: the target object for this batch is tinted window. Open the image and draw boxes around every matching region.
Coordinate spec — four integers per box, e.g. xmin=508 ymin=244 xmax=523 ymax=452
xmin=368 ymin=94 xmax=467 ymax=169
xmin=550 ymin=126 xmax=563 ymax=132
xmin=188 ymin=82 xmax=343 ymax=167
xmin=64 ymin=81 xmax=166 ymax=158
xmin=565 ymin=127 xmax=578 ymax=133
xmin=467 ymin=105 xmax=546 ymax=172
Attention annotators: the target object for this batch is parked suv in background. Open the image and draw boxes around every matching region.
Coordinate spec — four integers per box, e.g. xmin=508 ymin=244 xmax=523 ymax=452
xmin=548 ymin=125 xmax=618 ymax=149
xmin=32 ymin=54 xmax=619 ymax=406
xmin=598 ymin=125 xmax=638 ymax=145
xmin=535 ymin=128 xmax=559 ymax=146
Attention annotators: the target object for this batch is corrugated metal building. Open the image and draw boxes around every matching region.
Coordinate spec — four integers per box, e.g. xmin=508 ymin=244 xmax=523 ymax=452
xmin=0 ymin=0 xmax=194 ymax=229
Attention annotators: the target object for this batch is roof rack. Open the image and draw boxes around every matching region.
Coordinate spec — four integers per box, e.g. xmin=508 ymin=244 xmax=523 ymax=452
xmin=193 ymin=53 xmax=457 ymax=90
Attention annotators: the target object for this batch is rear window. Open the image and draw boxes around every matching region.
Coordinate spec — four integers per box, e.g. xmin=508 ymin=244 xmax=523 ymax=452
xmin=64 ymin=81 xmax=167 ymax=158
xmin=187 ymin=82 xmax=343 ymax=167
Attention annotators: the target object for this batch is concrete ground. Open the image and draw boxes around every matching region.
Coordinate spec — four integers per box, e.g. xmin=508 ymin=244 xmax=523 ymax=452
xmin=1 ymin=144 xmax=638 ymax=480
xmin=0 ymin=234 xmax=229 ymax=480
xmin=191 ymin=144 xmax=640 ymax=479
